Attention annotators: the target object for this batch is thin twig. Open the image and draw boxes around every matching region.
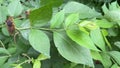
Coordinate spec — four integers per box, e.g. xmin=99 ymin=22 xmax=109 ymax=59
xmin=22 ymin=53 xmax=31 ymax=62
xmin=15 ymin=58 xmax=33 ymax=68
xmin=14 ymin=32 xmax=19 ymax=44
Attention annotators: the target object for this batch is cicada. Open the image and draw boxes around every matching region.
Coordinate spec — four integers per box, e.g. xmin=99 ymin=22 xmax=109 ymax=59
xmin=6 ymin=16 xmax=15 ymax=35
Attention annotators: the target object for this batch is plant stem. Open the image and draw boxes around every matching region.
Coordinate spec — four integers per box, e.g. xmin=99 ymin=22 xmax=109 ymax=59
xmin=83 ymin=64 xmax=85 ymax=68
xmin=0 ymin=40 xmax=5 ymax=48
xmin=15 ymin=58 xmax=33 ymax=67
xmin=16 ymin=27 xmax=65 ymax=31
xmin=22 ymin=53 xmax=31 ymax=60
xmin=16 ymin=27 xmax=30 ymax=30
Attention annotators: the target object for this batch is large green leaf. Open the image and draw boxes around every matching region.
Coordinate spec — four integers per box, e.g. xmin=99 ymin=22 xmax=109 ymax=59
xmin=7 ymin=0 xmax=23 ymax=16
xmin=63 ymin=2 xmax=101 ymax=19
xmin=40 ymin=0 xmax=63 ymax=7
xmin=90 ymin=28 xmax=106 ymax=51
xmin=0 ymin=6 xmax=7 ymax=24
xmin=109 ymin=51 xmax=120 ymax=65
xmin=66 ymin=26 xmax=99 ymax=51
xmin=96 ymin=19 xmax=113 ymax=28
xmin=50 ymin=10 xmax=64 ymax=28
xmin=29 ymin=29 xmax=50 ymax=57
xmin=54 ymin=32 xmax=94 ymax=67
xmin=20 ymin=20 xmax=30 ymax=40
xmin=65 ymin=13 xmax=79 ymax=27
xmin=29 ymin=5 xmax=52 ymax=27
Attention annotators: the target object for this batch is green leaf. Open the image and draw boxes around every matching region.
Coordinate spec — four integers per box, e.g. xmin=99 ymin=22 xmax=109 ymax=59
xmin=40 ymin=0 xmax=63 ymax=7
xmin=0 ymin=56 xmax=8 ymax=66
xmin=101 ymin=30 xmax=112 ymax=49
xmin=90 ymin=28 xmax=106 ymax=51
xmin=7 ymin=47 xmax=16 ymax=54
xmin=91 ymin=51 xmax=112 ymax=68
xmin=0 ymin=6 xmax=7 ymax=24
xmin=2 ymin=27 xmax=10 ymax=36
xmin=37 ymin=54 xmax=48 ymax=61
xmin=63 ymin=2 xmax=101 ymax=19
xmin=29 ymin=0 xmax=40 ymax=8
xmin=22 ymin=63 xmax=32 ymax=68
xmin=109 ymin=51 xmax=120 ymax=65
xmin=29 ymin=29 xmax=50 ymax=57
xmin=79 ymin=21 xmax=98 ymax=31
xmin=108 ymin=28 xmax=118 ymax=36
xmin=7 ymin=0 xmax=23 ymax=16
xmin=66 ymin=26 xmax=99 ymax=51
xmin=0 ymin=0 xmax=3 ymax=4
xmin=0 ymin=48 xmax=10 ymax=55
xmin=109 ymin=1 xmax=119 ymax=11
xmin=20 ymin=20 xmax=30 ymax=40
xmin=105 ymin=10 xmax=120 ymax=25
xmin=79 ymin=27 xmax=89 ymax=35
xmin=54 ymin=32 xmax=94 ymax=67
xmin=91 ymin=51 xmax=102 ymax=61
xmin=33 ymin=60 xmax=41 ymax=68
xmin=101 ymin=29 xmax=108 ymax=36
xmin=14 ymin=18 xmax=23 ymax=28
xmin=111 ymin=64 xmax=119 ymax=68
xmin=102 ymin=4 xmax=109 ymax=14
xmin=16 ymin=65 xmax=23 ymax=68
xmin=29 ymin=5 xmax=52 ymax=27
xmin=0 ymin=59 xmax=15 ymax=68
xmin=65 ymin=13 xmax=79 ymax=27
xmin=27 ymin=48 xmax=39 ymax=58
xmin=101 ymin=53 xmax=112 ymax=68
xmin=114 ymin=41 xmax=120 ymax=49
xmin=50 ymin=10 xmax=64 ymax=28
xmin=16 ymin=39 xmax=30 ymax=53
xmin=96 ymin=19 xmax=113 ymax=28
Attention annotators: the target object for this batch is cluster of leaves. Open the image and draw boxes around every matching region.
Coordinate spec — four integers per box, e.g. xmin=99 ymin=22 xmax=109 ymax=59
xmin=0 ymin=0 xmax=120 ymax=68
